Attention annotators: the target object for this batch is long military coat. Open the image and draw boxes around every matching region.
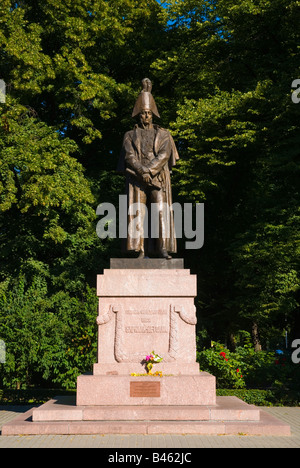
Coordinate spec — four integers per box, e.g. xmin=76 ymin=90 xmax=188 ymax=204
xmin=118 ymin=124 xmax=179 ymax=254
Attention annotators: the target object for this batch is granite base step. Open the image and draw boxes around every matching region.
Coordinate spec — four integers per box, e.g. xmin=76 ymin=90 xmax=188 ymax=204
xmin=1 ymin=396 xmax=290 ymax=436
xmin=31 ymin=396 xmax=260 ymax=422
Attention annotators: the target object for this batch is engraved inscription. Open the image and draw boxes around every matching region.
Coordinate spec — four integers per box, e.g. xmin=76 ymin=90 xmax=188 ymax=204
xmin=130 ymin=381 xmax=161 ymax=397
xmin=125 ymin=310 xmax=167 ymax=315
xmin=113 ymin=306 xmax=171 ymax=362
xmin=124 ymin=309 xmax=168 ymax=334
xmin=125 ymin=326 xmax=168 ymax=333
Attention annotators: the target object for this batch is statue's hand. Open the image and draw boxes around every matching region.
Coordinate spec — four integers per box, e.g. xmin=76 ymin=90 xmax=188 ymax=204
xmin=142 ymin=173 xmax=152 ymax=184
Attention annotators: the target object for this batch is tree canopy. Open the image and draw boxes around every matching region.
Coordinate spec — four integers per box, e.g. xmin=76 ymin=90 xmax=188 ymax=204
xmin=0 ymin=0 xmax=299 ymax=388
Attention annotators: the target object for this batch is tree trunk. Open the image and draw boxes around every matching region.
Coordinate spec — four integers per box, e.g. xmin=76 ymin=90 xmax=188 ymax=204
xmin=252 ymin=322 xmax=262 ymax=351
xmin=228 ymin=333 xmax=236 ymax=352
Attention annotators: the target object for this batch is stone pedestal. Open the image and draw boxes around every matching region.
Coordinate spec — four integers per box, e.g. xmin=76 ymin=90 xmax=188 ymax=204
xmin=95 ymin=265 xmax=199 ymax=375
xmin=77 ymin=374 xmax=216 ymax=406
xmin=76 ymin=261 xmax=216 ymax=407
xmin=1 ymin=259 xmax=291 ymax=436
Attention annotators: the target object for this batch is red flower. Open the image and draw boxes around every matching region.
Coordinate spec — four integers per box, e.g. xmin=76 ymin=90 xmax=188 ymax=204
xmin=236 ymin=368 xmax=240 ymax=372
xmin=219 ymin=352 xmax=226 ymax=358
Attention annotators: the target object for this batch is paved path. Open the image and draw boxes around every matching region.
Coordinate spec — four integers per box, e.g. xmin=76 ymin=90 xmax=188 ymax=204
xmin=0 ymin=406 xmax=299 ymax=448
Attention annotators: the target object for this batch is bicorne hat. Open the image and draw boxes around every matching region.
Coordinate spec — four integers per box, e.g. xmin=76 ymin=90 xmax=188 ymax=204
xmin=132 ymin=78 xmax=160 ymax=119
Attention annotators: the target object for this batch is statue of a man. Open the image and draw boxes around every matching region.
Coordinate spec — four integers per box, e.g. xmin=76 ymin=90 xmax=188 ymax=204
xmin=118 ymin=78 xmax=179 ymax=259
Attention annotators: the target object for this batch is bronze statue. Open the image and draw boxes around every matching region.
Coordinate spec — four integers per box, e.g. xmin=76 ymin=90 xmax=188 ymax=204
xmin=118 ymin=78 xmax=179 ymax=259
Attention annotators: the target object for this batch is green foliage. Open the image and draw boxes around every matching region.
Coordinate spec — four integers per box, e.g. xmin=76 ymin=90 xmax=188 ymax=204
xmin=0 ymin=276 xmax=97 ymax=389
xmin=158 ymin=0 xmax=300 ymax=345
xmin=198 ymin=341 xmax=246 ymax=388
xmin=0 ymin=107 xmax=93 ymax=213
xmin=198 ymin=339 xmax=300 ymax=392
xmin=216 ymin=388 xmax=300 ymax=407
xmin=0 ymin=0 xmax=169 ymax=390
xmin=0 ymin=388 xmax=76 ymax=405
xmin=0 ymin=0 xmax=299 ymax=390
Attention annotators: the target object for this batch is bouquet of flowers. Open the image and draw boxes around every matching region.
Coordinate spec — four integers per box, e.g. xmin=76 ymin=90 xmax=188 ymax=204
xmin=145 ymin=350 xmax=163 ymax=374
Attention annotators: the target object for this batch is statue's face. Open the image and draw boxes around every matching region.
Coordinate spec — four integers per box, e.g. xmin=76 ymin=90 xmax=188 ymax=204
xmin=139 ymin=109 xmax=153 ymax=127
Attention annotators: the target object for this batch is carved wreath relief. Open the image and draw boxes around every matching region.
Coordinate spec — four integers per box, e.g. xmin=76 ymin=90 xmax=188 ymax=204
xmin=96 ymin=303 xmax=197 ymax=363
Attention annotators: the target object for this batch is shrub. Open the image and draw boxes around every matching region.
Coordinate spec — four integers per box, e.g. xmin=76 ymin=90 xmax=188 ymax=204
xmin=217 ymin=388 xmax=300 ymax=406
xmin=198 ymin=339 xmax=300 ymax=392
xmin=0 ymin=276 xmax=97 ymax=390
xmin=198 ymin=341 xmax=246 ymax=388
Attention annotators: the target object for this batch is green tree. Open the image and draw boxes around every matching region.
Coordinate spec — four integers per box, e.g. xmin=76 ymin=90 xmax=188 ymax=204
xmin=1 ymin=0 xmax=299 ymax=391
xmin=0 ymin=276 xmax=97 ymax=389
xmin=0 ymin=0 xmax=170 ymax=388
xmin=0 ymin=100 xmax=97 ymax=289
xmin=153 ymin=0 xmax=300 ymax=349
xmin=0 ymin=0 xmax=168 ymax=283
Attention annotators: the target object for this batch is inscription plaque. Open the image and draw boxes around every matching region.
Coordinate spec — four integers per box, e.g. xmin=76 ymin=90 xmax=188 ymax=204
xmin=130 ymin=381 xmax=161 ymax=397
xmin=124 ymin=309 xmax=168 ymax=334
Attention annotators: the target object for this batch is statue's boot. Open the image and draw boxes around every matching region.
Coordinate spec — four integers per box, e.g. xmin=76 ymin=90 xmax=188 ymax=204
xmin=138 ymin=246 xmax=145 ymax=258
xmin=159 ymin=248 xmax=172 ymax=260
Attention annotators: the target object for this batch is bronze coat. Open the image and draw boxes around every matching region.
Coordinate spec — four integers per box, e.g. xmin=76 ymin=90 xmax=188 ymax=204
xmin=118 ymin=124 xmax=179 ymax=253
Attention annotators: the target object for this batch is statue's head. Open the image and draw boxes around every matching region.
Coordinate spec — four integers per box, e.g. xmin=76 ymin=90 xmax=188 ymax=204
xmin=132 ymin=78 xmax=160 ymax=123
xmin=139 ymin=109 xmax=153 ymax=128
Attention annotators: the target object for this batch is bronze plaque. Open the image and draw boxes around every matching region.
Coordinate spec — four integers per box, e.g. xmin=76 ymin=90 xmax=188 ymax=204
xmin=130 ymin=381 xmax=161 ymax=397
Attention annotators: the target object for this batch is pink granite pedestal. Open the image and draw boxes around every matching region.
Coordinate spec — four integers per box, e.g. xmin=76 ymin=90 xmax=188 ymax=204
xmin=92 ymin=267 xmax=199 ymax=378
xmin=1 ymin=261 xmax=291 ymax=436
xmin=2 ymin=395 xmax=290 ymax=436
xmin=77 ymin=373 xmax=216 ymax=406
